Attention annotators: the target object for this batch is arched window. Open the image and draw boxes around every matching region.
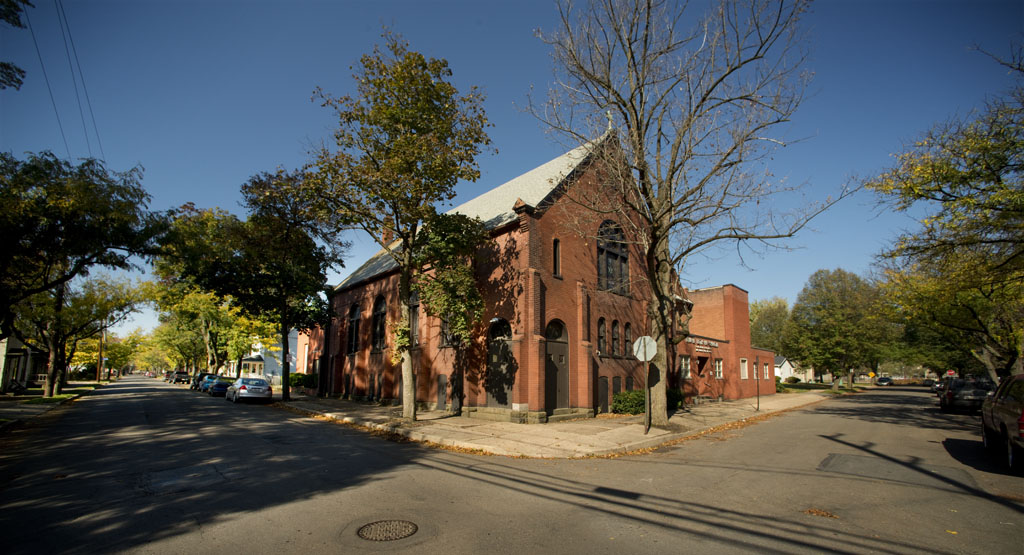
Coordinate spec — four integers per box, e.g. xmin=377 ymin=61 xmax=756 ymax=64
xmin=597 ymin=317 xmax=606 ymax=354
xmin=371 ymin=296 xmax=387 ymax=352
xmin=346 ymin=304 xmax=360 ymax=355
xmin=597 ymin=221 xmax=628 ymax=294
xmin=624 ymin=323 xmax=632 ymax=356
xmin=611 ymin=320 xmax=620 ymax=356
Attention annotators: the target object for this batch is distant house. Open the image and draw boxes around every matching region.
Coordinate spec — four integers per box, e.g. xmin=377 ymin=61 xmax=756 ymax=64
xmin=775 ymin=356 xmax=817 ymax=383
xmin=229 ymin=330 xmax=297 ymax=385
xmin=1 ymin=336 xmax=47 ymax=392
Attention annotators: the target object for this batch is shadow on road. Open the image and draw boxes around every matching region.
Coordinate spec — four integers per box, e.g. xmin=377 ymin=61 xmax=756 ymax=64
xmin=805 ymin=387 xmax=979 ymax=433
xmin=0 ymin=376 xmax=420 ymax=554
xmin=1 ymin=377 xmax=1015 ymax=555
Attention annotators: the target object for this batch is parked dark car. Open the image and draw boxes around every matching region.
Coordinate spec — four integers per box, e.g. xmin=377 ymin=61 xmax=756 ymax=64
xmin=190 ymin=372 xmax=216 ymax=390
xmin=922 ymin=379 xmax=935 ymax=387
xmin=171 ymin=370 xmax=191 ymax=384
xmin=939 ymin=378 xmax=995 ymax=413
xmin=207 ymin=378 xmax=232 ymax=397
xmin=981 ymin=374 xmax=1024 ymax=472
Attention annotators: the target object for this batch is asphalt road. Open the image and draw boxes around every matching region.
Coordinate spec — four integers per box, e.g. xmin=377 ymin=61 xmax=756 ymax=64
xmin=0 ymin=376 xmax=1020 ymax=554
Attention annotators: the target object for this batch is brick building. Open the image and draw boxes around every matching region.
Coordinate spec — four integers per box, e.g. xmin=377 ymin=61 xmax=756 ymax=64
xmin=299 ymin=138 xmax=775 ymax=422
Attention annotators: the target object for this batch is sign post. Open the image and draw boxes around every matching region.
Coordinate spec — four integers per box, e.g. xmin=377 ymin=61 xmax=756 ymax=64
xmin=633 ymin=336 xmax=657 ymax=435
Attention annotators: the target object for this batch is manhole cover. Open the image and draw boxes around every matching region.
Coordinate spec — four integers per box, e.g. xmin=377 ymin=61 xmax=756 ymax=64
xmin=357 ymin=520 xmax=418 ymax=541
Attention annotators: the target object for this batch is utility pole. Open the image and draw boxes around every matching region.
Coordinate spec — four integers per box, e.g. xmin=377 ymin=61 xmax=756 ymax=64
xmin=96 ymin=318 xmax=105 ymax=381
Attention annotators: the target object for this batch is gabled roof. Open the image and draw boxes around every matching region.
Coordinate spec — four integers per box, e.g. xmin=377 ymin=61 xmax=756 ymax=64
xmin=450 ymin=140 xmax=597 ymax=228
xmin=774 ymin=355 xmax=788 ymax=366
xmin=334 ymin=139 xmax=602 ymax=293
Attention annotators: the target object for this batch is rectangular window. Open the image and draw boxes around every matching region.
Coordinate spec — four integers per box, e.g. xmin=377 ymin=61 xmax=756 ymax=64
xmin=553 ymin=239 xmax=561 ymax=277
xmin=740 ymin=358 xmax=748 ymax=379
xmin=440 ymin=314 xmax=458 ymax=347
xmin=681 ymin=355 xmax=691 ymax=379
xmin=764 ymin=363 xmax=770 ymax=380
xmin=714 ymin=359 xmax=723 ymax=379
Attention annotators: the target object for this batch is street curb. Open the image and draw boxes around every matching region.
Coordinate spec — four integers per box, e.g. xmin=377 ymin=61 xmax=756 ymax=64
xmin=0 ymin=385 xmax=101 ymax=434
xmin=279 ymin=392 xmax=832 ymax=459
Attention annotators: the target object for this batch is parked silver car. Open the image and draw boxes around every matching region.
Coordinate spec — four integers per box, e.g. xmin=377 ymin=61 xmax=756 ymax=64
xmin=226 ymin=378 xmax=273 ymax=404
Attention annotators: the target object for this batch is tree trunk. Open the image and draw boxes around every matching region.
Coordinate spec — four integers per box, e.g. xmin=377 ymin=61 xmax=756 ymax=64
xmin=279 ymin=321 xmax=290 ymax=401
xmin=400 ymin=269 xmax=416 ymax=421
xmin=648 ymin=218 xmax=677 ymax=428
xmin=43 ymin=281 xmax=68 ymax=398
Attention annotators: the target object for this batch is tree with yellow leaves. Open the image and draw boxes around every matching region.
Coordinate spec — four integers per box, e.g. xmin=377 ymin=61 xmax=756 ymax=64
xmin=868 ymin=62 xmax=1023 ymax=381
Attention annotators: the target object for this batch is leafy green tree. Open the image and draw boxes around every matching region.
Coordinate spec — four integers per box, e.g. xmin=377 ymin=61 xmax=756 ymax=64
xmin=783 ymin=269 xmax=877 ymax=390
xmin=14 ymin=275 xmax=141 ymax=396
xmin=0 ymin=151 xmax=163 ymax=341
xmin=159 ymin=172 xmax=341 ymax=400
xmin=867 ymin=62 xmax=1023 ymax=380
xmin=152 ymin=318 xmax=205 ymax=372
xmin=233 ymin=171 xmax=344 ymax=400
xmin=531 ymin=0 xmax=848 ymax=426
xmin=749 ymin=297 xmax=790 ymax=355
xmin=0 ymin=0 xmax=32 ymax=90
xmin=307 ymin=31 xmax=492 ymax=420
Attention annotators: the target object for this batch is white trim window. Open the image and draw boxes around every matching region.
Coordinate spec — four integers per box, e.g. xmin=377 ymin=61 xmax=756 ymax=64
xmin=681 ymin=355 xmax=691 ymax=379
xmin=740 ymin=358 xmax=748 ymax=379
xmin=763 ymin=363 xmax=770 ymax=380
xmin=714 ymin=358 xmax=723 ymax=379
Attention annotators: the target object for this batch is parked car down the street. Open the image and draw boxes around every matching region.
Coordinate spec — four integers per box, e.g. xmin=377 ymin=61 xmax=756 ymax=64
xmin=226 ymin=378 xmax=273 ymax=404
xmin=171 ymin=370 xmax=190 ymax=384
xmin=939 ymin=378 xmax=995 ymax=413
xmin=876 ymin=377 xmax=893 ymax=386
xmin=198 ymin=374 xmax=221 ymax=393
xmin=190 ymin=372 xmax=216 ymax=390
xmin=981 ymin=374 xmax=1024 ymax=473
xmin=207 ymin=378 xmax=232 ymax=397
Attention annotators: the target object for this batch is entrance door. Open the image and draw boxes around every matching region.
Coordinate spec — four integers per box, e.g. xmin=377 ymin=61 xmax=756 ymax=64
xmin=544 ymin=320 xmax=569 ymax=413
xmin=486 ymin=319 xmax=514 ymax=408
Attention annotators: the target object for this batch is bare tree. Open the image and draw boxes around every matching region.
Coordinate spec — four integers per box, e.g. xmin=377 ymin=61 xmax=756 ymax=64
xmin=532 ymin=0 xmax=850 ymax=426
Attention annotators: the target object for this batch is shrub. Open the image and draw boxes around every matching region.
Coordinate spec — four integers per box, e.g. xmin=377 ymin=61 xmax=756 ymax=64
xmin=68 ymin=369 xmax=93 ymax=381
xmin=785 ymin=376 xmax=801 ymax=384
xmin=611 ymin=389 xmax=645 ymax=414
xmin=289 ymin=373 xmax=318 ymax=388
xmin=611 ymin=387 xmax=685 ymax=414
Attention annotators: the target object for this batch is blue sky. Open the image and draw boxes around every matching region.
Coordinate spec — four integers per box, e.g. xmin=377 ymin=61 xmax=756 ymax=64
xmin=2 ymin=0 xmax=1020 ymax=335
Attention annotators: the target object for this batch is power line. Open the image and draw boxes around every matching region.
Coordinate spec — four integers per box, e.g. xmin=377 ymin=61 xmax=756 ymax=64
xmin=24 ymin=5 xmax=71 ymax=159
xmin=57 ymin=0 xmax=105 ymax=161
xmin=54 ymin=0 xmax=91 ymax=157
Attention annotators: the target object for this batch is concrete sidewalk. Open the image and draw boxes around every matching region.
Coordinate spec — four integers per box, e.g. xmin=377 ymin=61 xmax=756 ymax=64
xmin=283 ymin=391 xmax=831 ymax=458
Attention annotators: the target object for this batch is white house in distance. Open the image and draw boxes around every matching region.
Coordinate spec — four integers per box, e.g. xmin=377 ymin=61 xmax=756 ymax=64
xmin=775 ymin=355 xmax=814 ymax=382
xmin=231 ymin=330 xmax=298 ymax=385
